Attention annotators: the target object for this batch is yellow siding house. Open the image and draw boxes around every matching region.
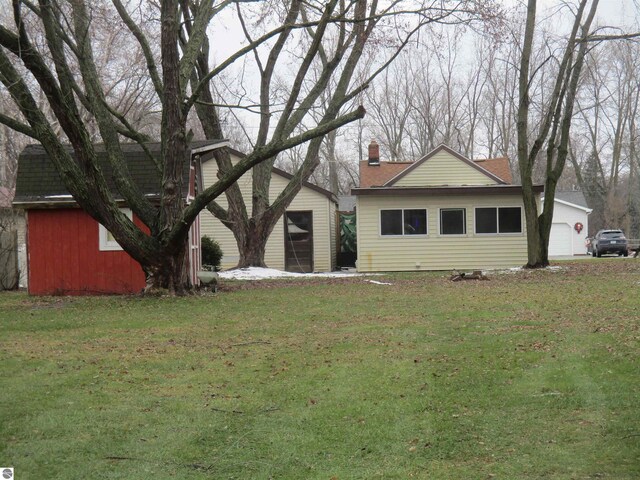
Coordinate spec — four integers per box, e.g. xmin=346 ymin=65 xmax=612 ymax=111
xmin=200 ymin=149 xmax=337 ymax=272
xmin=353 ymin=143 xmax=543 ymax=272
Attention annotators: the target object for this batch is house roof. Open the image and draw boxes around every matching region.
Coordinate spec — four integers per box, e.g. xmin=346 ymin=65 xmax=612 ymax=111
xmin=352 ymin=184 xmax=544 ymax=196
xmin=359 ymin=147 xmax=513 ymax=187
xmin=359 ymin=160 xmax=414 ymax=188
xmin=542 ymin=191 xmax=592 ymax=213
xmin=384 ymin=145 xmax=508 ymax=186
xmin=338 ymin=195 xmax=356 ymax=212
xmin=473 ymin=157 xmax=513 ymax=184
xmin=210 ymin=147 xmax=338 ymax=204
xmin=553 ymin=191 xmax=589 ymax=208
xmin=13 ymin=140 xmax=226 ymax=206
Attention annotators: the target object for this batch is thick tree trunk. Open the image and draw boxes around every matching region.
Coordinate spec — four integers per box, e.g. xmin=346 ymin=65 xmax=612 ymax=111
xmin=237 ymin=230 xmax=268 ymax=268
xmin=520 ymin=168 xmax=548 ymax=268
xmin=235 ymin=215 xmax=279 ymax=268
xmin=143 ymin=238 xmax=191 ymax=294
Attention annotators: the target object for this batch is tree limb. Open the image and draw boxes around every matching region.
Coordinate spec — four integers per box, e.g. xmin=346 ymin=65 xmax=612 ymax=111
xmin=112 ymin=0 xmax=163 ymax=97
xmin=170 ymin=106 xmax=366 ymax=247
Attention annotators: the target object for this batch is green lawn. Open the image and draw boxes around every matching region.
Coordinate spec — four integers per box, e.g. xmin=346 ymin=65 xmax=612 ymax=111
xmin=1 ymin=261 xmax=639 ymax=479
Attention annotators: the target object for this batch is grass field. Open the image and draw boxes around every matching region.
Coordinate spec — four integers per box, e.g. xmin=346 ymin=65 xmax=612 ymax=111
xmin=1 ymin=260 xmax=639 ymax=479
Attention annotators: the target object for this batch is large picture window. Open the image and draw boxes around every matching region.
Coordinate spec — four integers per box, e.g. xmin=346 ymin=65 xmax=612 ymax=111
xmin=381 ymin=209 xmax=427 ymax=236
xmin=440 ymin=208 xmax=466 ymax=235
xmin=475 ymin=207 xmax=522 ymax=234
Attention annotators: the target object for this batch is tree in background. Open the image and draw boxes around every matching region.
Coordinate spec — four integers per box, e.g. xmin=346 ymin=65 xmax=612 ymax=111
xmin=571 ymin=40 xmax=640 ymax=236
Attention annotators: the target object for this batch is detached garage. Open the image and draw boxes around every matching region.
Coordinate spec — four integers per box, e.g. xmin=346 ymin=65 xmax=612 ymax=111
xmin=544 ymin=192 xmax=592 ymax=257
xmin=200 ymin=149 xmax=338 ymax=272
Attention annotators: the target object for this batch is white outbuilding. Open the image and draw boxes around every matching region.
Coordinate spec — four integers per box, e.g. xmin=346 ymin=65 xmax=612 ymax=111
xmin=543 ymin=192 xmax=592 ymax=257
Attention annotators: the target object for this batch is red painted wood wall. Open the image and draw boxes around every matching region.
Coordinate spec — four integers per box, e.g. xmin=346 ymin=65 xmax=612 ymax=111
xmin=27 ymin=209 xmax=147 ymax=295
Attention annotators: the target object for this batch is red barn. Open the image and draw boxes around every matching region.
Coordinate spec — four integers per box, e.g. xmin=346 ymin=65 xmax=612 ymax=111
xmin=13 ymin=141 xmax=226 ymax=295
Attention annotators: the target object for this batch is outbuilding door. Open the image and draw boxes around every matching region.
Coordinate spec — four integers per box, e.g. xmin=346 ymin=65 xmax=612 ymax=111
xmin=549 ymin=223 xmax=573 ymax=256
xmin=285 ymin=211 xmax=313 ymax=273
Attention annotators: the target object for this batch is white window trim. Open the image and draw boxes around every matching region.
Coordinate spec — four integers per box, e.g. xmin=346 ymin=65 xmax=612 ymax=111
xmin=379 ymin=208 xmax=428 ymax=237
xmin=99 ymin=208 xmax=132 ymax=251
xmin=473 ymin=206 xmax=523 ymax=235
xmin=438 ymin=208 xmax=467 ymax=236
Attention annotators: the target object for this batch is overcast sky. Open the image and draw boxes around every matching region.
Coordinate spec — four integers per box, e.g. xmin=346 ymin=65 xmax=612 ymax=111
xmin=205 ymin=0 xmax=640 ymax=145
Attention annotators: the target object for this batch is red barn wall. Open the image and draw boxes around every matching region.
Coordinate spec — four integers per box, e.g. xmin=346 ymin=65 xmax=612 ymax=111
xmin=27 ymin=208 xmax=147 ymax=295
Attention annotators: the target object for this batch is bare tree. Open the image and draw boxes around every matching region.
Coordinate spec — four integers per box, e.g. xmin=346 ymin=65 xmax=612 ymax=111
xmin=364 ymin=26 xmax=513 ymax=164
xmin=571 ymin=39 xmax=640 ymax=235
xmin=365 ymin=58 xmax=415 ymax=161
xmin=517 ymin=0 xmax=599 ymax=267
xmin=0 ymin=0 xmax=369 ymax=293
xmin=195 ymin=0 xmax=500 ymax=268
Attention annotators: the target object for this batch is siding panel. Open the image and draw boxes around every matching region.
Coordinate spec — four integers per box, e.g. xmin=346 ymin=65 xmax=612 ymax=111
xmin=356 ymin=195 xmax=530 ymax=271
xmin=27 ymin=209 xmax=146 ymax=295
xmin=200 ymin=155 xmax=335 ymax=271
xmin=393 ymin=151 xmax=498 ymax=187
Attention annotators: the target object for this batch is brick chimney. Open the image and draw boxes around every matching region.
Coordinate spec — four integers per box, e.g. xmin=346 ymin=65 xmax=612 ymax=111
xmin=368 ymin=140 xmax=380 ymax=165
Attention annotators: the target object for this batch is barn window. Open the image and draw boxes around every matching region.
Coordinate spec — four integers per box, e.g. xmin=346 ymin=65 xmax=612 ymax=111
xmin=475 ymin=207 xmax=522 ymax=234
xmin=380 ymin=209 xmax=427 ymax=236
xmin=99 ymin=208 xmax=132 ymax=251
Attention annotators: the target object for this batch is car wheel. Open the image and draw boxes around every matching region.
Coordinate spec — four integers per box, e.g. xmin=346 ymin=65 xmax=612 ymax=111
xmin=624 ymin=251 xmax=628 ymax=257
xmin=596 ymin=249 xmax=601 ymax=258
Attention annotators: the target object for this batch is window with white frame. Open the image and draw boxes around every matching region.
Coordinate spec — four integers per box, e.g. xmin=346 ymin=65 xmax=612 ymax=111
xmin=380 ymin=209 xmax=427 ymax=236
xmin=99 ymin=208 xmax=132 ymax=251
xmin=440 ymin=208 xmax=466 ymax=235
xmin=475 ymin=207 xmax=522 ymax=234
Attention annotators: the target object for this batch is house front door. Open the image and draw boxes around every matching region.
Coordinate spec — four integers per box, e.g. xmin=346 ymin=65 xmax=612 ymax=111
xmin=285 ymin=211 xmax=313 ymax=273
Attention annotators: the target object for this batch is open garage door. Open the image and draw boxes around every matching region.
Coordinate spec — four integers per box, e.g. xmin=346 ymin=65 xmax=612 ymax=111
xmin=549 ymin=223 xmax=573 ymax=256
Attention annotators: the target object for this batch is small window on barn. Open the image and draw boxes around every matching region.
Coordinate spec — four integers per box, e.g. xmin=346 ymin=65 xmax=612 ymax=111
xmin=440 ymin=208 xmax=466 ymax=235
xmin=380 ymin=209 xmax=427 ymax=236
xmin=99 ymin=208 xmax=132 ymax=251
xmin=475 ymin=207 xmax=522 ymax=234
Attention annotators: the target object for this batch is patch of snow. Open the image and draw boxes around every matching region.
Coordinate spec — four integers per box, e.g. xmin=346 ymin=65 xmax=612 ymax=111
xmin=217 ymin=267 xmax=375 ymax=281
xmin=366 ymin=280 xmax=393 ymax=285
xmin=491 ymin=264 xmax=566 ymax=275
xmin=490 ymin=267 xmax=522 ymax=275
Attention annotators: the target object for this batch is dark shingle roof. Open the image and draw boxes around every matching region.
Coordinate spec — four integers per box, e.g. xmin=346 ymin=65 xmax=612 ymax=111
xmin=14 ymin=140 xmax=222 ymax=204
xmin=554 ymin=191 xmax=588 ymax=208
xmin=338 ymin=195 xmax=356 ymax=211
